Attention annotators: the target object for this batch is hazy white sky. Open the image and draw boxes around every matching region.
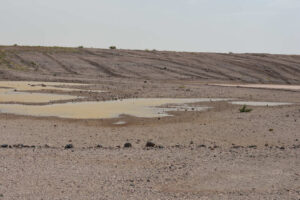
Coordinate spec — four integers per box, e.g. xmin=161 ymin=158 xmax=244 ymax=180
xmin=0 ymin=0 xmax=299 ymax=54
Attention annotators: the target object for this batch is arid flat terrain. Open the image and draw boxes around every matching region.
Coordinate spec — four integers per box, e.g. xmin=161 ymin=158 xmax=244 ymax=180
xmin=0 ymin=46 xmax=299 ymax=199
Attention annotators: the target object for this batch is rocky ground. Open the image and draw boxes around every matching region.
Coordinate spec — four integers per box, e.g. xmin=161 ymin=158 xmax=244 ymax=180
xmin=0 ymin=46 xmax=299 ymax=199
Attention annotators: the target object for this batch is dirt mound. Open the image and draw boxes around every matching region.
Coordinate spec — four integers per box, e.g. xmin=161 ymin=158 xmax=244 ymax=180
xmin=1 ymin=46 xmax=300 ymax=84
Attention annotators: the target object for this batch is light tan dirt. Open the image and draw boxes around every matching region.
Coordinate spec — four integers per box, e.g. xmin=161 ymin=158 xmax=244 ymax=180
xmin=0 ymin=46 xmax=299 ymax=199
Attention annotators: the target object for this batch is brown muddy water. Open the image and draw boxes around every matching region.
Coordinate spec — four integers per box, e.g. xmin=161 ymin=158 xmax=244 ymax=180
xmin=0 ymin=81 xmax=101 ymax=103
xmin=0 ymin=81 xmax=295 ymax=120
xmin=0 ymin=90 xmax=81 ymax=103
xmin=0 ymin=98 xmax=228 ymax=119
xmin=211 ymin=84 xmax=300 ymax=90
xmin=230 ymin=101 xmax=293 ymax=106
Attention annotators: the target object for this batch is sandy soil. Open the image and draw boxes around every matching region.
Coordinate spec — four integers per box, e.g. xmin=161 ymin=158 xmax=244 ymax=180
xmin=0 ymin=46 xmax=299 ymax=199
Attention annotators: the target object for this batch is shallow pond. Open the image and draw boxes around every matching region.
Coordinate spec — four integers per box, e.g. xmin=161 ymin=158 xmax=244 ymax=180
xmin=0 ymin=98 xmax=229 ymax=119
xmin=231 ymin=101 xmax=293 ymax=106
xmin=0 ymin=81 xmax=101 ymax=103
xmin=212 ymin=84 xmax=300 ymax=90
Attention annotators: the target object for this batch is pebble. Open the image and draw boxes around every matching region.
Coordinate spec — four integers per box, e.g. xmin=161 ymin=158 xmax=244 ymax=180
xmin=146 ymin=141 xmax=155 ymax=148
xmin=64 ymin=144 xmax=74 ymax=149
xmin=124 ymin=143 xmax=132 ymax=148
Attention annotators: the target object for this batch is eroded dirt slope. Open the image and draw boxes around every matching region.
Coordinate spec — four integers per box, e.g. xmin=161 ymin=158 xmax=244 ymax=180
xmin=1 ymin=45 xmax=300 ymax=84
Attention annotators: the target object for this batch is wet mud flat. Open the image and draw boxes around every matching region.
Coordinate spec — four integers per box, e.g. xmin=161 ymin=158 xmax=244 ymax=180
xmin=0 ymin=80 xmax=299 ymax=199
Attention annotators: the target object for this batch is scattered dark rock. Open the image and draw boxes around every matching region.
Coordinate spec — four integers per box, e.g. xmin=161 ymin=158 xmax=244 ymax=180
xmin=248 ymin=145 xmax=257 ymax=149
xmin=13 ymin=144 xmax=24 ymax=148
xmin=157 ymin=145 xmax=164 ymax=149
xmin=146 ymin=141 xmax=155 ymax=148
xmin=1 ymin=144 xmax=8 ymax=148
xmin=44 ymin=144 xmax=50 ymax=148
xmin=96 ymin=144 xmax=103 ymax=148
xmin=64 ymin=144 xmax=74 ymax=149
xmin=279 ymin=146 xmax=285 ymax=150
xmin=269 ymin=129 xmax=274 ymax=132
xmin=232 ymin=145 xmax=243 ymax=149
xmin=198 ymin=144 xmax=206 ymax=148
xmin=124 ymin=143 xmax=132 ymax=148
xmin=292 ymin=144 xmax=300 ymax=149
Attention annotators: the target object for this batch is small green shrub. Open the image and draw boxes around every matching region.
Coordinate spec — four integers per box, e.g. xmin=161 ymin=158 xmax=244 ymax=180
xmin=239 ymin=105 xmax=252 ymax=113
xmin=110 ymin=46 xmax=116 ymax=50
xmin=78 ymin=46 xmax=84 ymax=48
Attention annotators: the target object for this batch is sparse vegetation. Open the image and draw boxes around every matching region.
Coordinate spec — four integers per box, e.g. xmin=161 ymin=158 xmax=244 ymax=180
xmin=110 ymin=46 xmax=117 ymax=50
xmin=78 ymin=46 xmax=84 ymax=48
xmin=239 ymin=105 xmax=252 ymax=113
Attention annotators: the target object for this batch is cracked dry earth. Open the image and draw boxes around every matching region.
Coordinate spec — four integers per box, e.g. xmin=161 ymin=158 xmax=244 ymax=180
xmin=0 ymin=46 xmax=299 ymax=199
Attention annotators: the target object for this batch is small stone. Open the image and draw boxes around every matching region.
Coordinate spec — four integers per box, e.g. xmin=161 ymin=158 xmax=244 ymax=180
xmin=96 ymin=144 xmax=103 ymax=148
xmin=198 ymin=144 xmax=206 ymax=148
xmin=279 ymin=146 xmax=285 ymax=150
xmin=232 ymin=145 xmax=243 ymax=149
xmin=146 ymin=141 xmax=155 ymax=148
xmin=124 ymin=143 xmax=132 ymax=148
xmin=248 ymin=145 xmax=257 ymax=149
xmin=64 ymin=144 xmax=73 ymax=149
xmin=1 ymin=144 xmax=8 ymax=148
xmin=13 ymin=144 xmax=24 ymax=148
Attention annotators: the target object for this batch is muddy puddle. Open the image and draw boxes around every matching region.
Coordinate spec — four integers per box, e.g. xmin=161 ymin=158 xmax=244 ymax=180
xmin=0 ymin=90 xmax=81 ymax=103
xmin=0 ymin=81 xmax=101 ymax=103
xmin=211 ymin=84 xmax=300 ymax=90
xmin=0 ymin=98 xmax=229 ymax=119
xmin=231 ymin=101 xmax=293 ymax=106
xmin=0 ymin=81 xmax=88 ymax=92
